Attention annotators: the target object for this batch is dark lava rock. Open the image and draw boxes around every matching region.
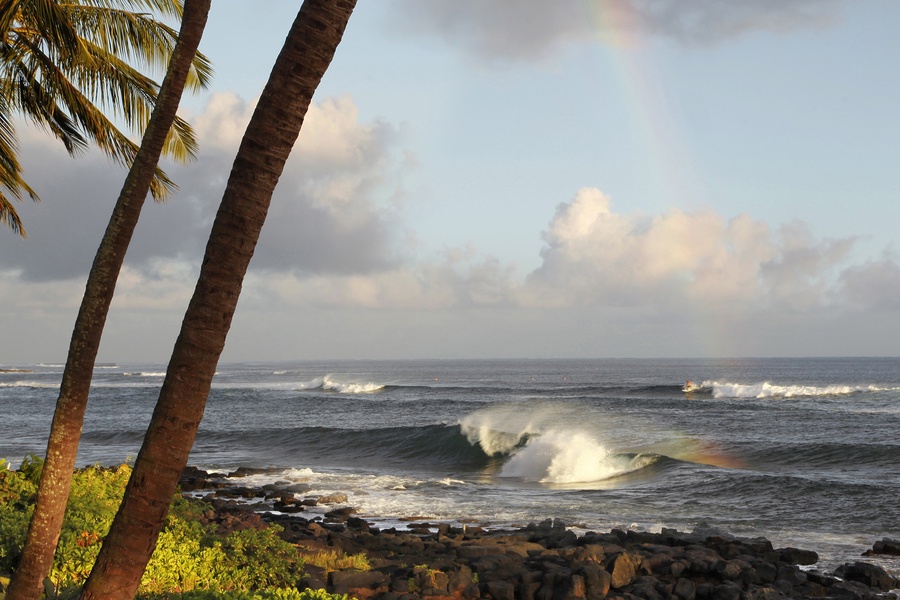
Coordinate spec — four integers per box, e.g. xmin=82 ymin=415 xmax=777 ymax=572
xmin=865 ymin=538 xmax=900 ymax=557
xmin=835 ymin=561 xmax=900 ymax=592
xmin=176 ymin=468 xmax=900 ymax=600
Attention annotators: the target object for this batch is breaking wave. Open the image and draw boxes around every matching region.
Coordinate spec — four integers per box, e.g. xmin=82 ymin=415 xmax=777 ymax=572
xmin=458 ymin=406 xmax=665 ymax=484
xmin=701 ymin=381 xmax=900 ymax=399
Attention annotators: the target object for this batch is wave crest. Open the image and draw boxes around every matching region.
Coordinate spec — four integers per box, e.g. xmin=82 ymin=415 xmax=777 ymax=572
xmin=459 ymin=405 xmax=660 ymax=484
xmin=707 ymin=381 xmax=900 ymax=399
xmin=322 ymin=376 xmax=384 ymax=394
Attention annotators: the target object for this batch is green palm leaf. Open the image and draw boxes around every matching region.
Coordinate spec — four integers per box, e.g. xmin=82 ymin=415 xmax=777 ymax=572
xmin=0 ymin=0 xmax=213 ymax=235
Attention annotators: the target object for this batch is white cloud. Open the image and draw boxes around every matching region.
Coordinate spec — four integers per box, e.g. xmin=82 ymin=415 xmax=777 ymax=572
xmin=232 ymin=186 xmax=881 ymax=331
xmin=108 ymin=261 xmax=196 ymax=312
xmin=838 ymin=254 xmax=900 ymax=311
xmin=250 ymin=96 xmax=406 ymax=274
xmin=520 ymin=188 xmax=858 ymax=314
xmin=190 ymin=92 xmax=254 ymax=149
xmin=1 ymin=92 xmax=408 ymax=282
xmin=387 ymin=0 xmax=848 ymax=61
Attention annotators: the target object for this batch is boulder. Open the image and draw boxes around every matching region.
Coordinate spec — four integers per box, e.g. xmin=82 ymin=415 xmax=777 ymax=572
xmin=328 ymin=570 xmax=387 ymax=596
xmin=324 ymin=506 xmax=357 ymax=520
xmin=318 ymin=492 xmax=349 ymax=504
xmin=864 ymin=538 xmax=900 ymax=557
xmin=607 ymin=552 xmax=643 ymax=589
xmin=778 ymin=546 xmax=818 ymax=566
xmin=834 ymin=561 xmax=900 ymax=592
xmin=484 ymin=579 xmax=515 ymax=600
xmin=673 ymin=577 xmax=696 ymax=600
xmin=227 ymin=466 xmax=278 ymax=477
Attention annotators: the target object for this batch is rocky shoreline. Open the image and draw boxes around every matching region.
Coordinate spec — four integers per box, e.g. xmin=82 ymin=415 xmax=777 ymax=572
xmin=180 ymin=467 xmax=900 ymax=600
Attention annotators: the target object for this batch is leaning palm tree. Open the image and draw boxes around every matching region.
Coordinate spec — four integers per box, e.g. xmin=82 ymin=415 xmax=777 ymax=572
xmin=0 ymin=0 xmax=212 ymax=235
xmin=3 ymin=1 xmax=212 ymax=599
xmin=80 ymin=1 xmax=357 ymax=597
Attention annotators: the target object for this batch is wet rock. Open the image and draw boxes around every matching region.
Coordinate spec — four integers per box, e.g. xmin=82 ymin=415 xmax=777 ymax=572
xmin=175 ymin=468 xmax=900 ymax=600
xmin=484 ymin=579 xmax=515 ymax=600
xmin=865 ymin=538 xmax=900 ymax=557
xmin=324 ymin=506 xmax=357 ymax=521
xmin=778 ymin=546 xmax=819 ymax=566
xmin=318 ymin=492 xmax=349 ymax=504
xmin=227 ymin=466 xmax=279 ymax=477
xmin=835 ymin=561 xmax=900 ymax=592
xmin=776 ymin=564 xmax=808 ymax=587
xmin=673 ymin=577 xmax=696 ymax=600
xmin=283 ymin=482 xmax=312 ymax=494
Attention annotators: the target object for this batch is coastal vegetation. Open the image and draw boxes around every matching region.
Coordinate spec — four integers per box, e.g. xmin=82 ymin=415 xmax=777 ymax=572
xmin=0 ymin=458 xmax=359 ymax=599
xmin=3 ymin=0 xmax=357 ymax=595
xmin=0 ymin=0 xmax=211 ymax=236
xmin=6 ymin=2 xmax=213 ymax=597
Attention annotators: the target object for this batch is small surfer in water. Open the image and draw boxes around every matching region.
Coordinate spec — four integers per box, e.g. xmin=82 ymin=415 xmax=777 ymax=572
xmin=684 ymin=380 xmax=694 ymax=392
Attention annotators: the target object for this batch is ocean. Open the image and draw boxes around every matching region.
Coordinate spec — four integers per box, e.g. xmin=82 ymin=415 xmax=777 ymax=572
xmin=2 ymin=357 xmax=899 ymax=572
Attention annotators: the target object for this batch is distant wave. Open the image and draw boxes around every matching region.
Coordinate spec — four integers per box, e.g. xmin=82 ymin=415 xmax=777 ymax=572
xmin=205 ymin=374 xmax=385 ymax=394
xmin=0 ymin=381 xmax=59 ymax=389
xmin=287 ymin=375 xmax=385 ymax=394
xmin=703 ymin=381 xmax=900 ymax=399
xmin=322 ymin=376 xmax=384 ymax=394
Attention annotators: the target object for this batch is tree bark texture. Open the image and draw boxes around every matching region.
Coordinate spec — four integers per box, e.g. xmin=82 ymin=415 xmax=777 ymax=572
xmin=79 ymin=2 xmax=357 ymax=599
xmin=5 ymin=2 xmax=211 ymax=599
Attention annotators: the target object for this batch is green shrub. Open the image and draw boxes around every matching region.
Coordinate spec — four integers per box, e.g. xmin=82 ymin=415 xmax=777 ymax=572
xmin=50 ymin=463 xmax=132 ymax=587
xmin=0 ymin=457 xmax=334 ymax=597
xmin=300 ymin=549 xmax=369 ymax=574
xmin=0 ymin=456 xmax=40 ymax=573
xmin=217 ymin=527 xmax=304 ymax=590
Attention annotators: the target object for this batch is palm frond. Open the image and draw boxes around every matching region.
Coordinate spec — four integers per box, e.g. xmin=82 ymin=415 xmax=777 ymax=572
xmin=7 ymin=0 xmax=80 ymax=49
xmin=62 ymin=3 xmax=213 ymax=87
xmin=0 ymin=97 xmax=36 ymax=237
xmin=62 ymin=0 xmax=185 ymax=20
xmin=0 ymin=0 xmax=212 ymax=231
xmin=0 ymin=190 xmax=27 ymax=236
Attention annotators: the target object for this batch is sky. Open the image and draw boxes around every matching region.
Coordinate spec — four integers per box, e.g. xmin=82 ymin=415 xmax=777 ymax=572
xmin=2 ymin=0 xmax=900 ymax=363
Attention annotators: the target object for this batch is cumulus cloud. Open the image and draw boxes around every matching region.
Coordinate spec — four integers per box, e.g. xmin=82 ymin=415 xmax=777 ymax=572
xmin=0 ymin=128 xmax=131 ymax=282
xmin=387 ymin=0 xmax=847 ymax=61
xmin=0 ymin=92 xmax=407 ymax=282
xmin=838 ymin=254 xmax=900 ymax=311
xmin=254 ymin=187 xmax=887 ymax=326
xmin=251 ymin=96 xmax=405 ymax=274
xmin=520 ymin=188 xmax=858 ymax=314
xmin=246 ymin=249 xmax=517 ymax=312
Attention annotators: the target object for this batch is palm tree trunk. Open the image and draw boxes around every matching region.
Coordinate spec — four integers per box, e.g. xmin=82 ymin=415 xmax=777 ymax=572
xmin=79 ymin=2 xmax=357 ymax=598
xmin=4 ymin=3 xmax=211 ymax=599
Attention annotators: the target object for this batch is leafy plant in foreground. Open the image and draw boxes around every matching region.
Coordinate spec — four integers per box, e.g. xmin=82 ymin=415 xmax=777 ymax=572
xmin=0 ymin=459 xmax=339 ymax=596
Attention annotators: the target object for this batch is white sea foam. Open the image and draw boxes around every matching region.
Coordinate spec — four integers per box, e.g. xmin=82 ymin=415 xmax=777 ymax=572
xmin=294 ymin=377 xmax=326 ymax=390
xmin=500 ymin=430 xmax=639 ymax=484
xmin=708 ymin=381 xmax=900 ymax=399
xmin=459 ymin=404 xmax=566 ymax=456
xmin=322 ymin=375 xmax=384 ymax=394
xmin=0 ymin=381 xmax=59 ymax=389
xmin=459 ymin=406 xmax=645 ymax=484
xmin=205 ymin=375 xmax=383 ymax=393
